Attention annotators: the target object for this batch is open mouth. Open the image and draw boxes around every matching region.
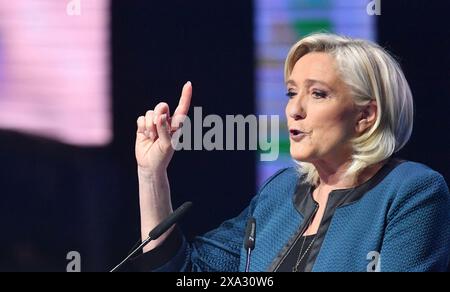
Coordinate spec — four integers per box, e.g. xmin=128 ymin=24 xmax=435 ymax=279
xmin=290 ymin=129 xmax=302 ymax=136
xmin=289 ymin=129 xmax=309 ymax=140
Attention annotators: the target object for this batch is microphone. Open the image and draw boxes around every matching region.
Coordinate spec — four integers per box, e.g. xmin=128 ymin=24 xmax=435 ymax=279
xmin=110 ymin=201 xmax=193 ymax=272
xmin=243 ymin=217 xmax=256 ymax=272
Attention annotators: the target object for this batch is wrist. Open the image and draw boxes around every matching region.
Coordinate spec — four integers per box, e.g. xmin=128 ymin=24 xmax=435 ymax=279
xmin=137 ymin=165 xmax=166 ymax=180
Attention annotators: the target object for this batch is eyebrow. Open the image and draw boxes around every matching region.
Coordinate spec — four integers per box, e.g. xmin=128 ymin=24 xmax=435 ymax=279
xmin=286 ymin=79 xmax=332 ymax=89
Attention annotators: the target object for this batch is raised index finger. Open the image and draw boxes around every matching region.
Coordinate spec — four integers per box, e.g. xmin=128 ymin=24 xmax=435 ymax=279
xmin=171 ymin=81 xmax=192 ymax=129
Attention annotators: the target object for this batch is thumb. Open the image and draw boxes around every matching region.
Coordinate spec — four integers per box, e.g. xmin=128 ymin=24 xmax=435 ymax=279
xmin=156 ymin=114 xmax=173 ymax=151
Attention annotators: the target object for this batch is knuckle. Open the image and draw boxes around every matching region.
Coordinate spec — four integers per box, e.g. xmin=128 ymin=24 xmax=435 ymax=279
xmin=159 ymin=102 xmax=169 ymax=108
xmin=155 ymin=102 xmax=169 ymax=112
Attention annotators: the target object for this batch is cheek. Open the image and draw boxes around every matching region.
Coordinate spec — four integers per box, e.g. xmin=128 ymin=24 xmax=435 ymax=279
xmin=337 ymin=110 xmax=358 ymax=138
xmin=311 ymin=109 xmax=355 ymax=142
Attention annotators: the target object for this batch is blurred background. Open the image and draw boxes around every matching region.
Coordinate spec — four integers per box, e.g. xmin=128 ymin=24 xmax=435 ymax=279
xmin=0 ymin=0 xmax=448 ymax=271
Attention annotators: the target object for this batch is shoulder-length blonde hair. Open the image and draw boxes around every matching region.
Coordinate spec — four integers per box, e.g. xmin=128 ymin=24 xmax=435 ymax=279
xmin=285 ymin=33 xmax=414 ymax=185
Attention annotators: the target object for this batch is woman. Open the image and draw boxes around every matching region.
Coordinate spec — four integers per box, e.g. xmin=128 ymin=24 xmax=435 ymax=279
xmin=133 ymin=33 xmax=450 ymax=272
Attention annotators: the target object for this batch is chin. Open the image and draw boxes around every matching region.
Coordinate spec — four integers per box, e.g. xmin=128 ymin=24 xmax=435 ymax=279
xmin=290 ymin=147 xmax=313 ymax=163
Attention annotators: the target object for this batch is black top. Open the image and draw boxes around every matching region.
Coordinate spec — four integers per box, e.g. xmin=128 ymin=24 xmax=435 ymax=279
xmin=277 ymin=234 xmax=316 ymax=272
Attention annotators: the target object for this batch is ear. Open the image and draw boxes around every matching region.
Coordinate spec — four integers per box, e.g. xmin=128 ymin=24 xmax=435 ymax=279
xmin=355 ymin=100 xmax=377 ymax=134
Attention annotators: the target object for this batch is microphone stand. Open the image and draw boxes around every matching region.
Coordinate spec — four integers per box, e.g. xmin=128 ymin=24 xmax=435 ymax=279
xmin=243 ymin=217 xmax=256 ymax=272
xmin=245 ymin=248 xmax=253 ymax=272
xmin=109 ymin=201 xmax=193 ymax=272
xmin=110 ymin=236 xmax=153 ymax=273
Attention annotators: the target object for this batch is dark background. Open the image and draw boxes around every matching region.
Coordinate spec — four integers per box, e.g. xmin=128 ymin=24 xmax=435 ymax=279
xmin=0 ymin=0 xmax=448 ymax=271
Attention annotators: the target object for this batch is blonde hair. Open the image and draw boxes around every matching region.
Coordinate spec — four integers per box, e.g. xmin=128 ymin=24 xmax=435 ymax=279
xmin=285 ymin=33 xmax=414 ymax=185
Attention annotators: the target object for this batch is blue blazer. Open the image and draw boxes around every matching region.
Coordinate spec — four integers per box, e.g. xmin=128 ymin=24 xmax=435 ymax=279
xmin=135 ymin=160 xmax=450 ymax=272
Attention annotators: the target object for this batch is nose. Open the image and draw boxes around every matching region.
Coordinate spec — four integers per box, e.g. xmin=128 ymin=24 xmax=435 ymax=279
xmin=286 ymin=95 xmax=306 ymax=121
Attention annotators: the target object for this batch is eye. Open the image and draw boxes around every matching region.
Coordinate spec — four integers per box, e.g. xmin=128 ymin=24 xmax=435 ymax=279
xmin=286 ymin=91 xmax=297 ymax=99
xmin=312 ymin=89 xmax=328 ymax=99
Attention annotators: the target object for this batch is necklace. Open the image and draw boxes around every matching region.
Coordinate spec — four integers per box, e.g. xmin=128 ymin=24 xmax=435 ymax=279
xmin=292 ymin=234 xmax=316 ymax=272
xmin=292 ymin=184 xmax=323 ymax=272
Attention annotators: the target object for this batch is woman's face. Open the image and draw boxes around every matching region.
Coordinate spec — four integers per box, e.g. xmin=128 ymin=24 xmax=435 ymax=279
xmin=286 ymin=52 xmax=359 ymax=164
